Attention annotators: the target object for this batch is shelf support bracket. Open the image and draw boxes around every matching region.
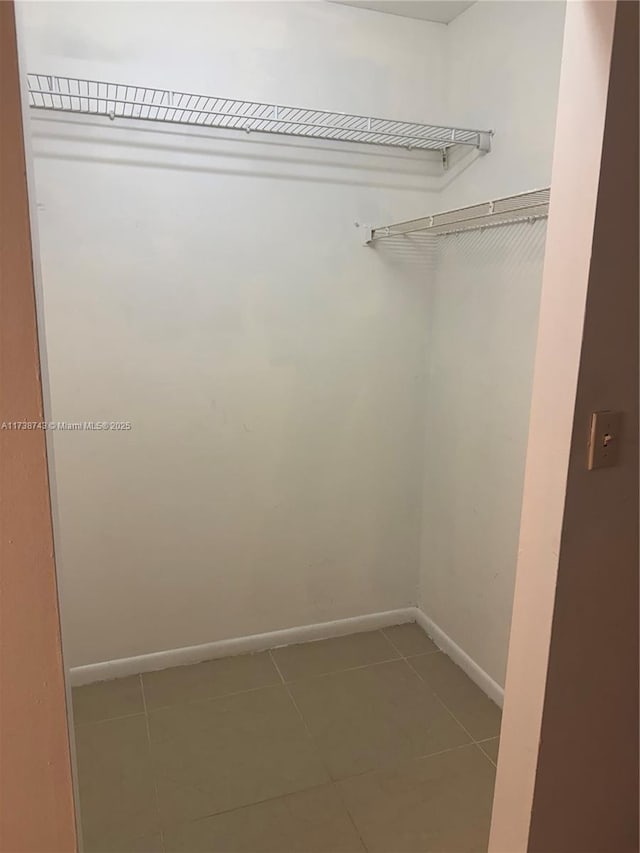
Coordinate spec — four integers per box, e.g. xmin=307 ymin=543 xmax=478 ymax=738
xmin=477 ymin=131 xmax=492 ymax=153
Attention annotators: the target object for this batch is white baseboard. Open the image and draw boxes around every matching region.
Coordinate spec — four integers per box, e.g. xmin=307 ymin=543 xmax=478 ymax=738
xmin=69 ymin=605 xmax=504 ymax=709
xmin=68 ymin=607 xmax=416 ymax=686
xmin=414 ymin=608 xmax=504 ymax=708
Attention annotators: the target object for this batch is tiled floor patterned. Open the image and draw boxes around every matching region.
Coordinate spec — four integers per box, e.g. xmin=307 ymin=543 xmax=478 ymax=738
xmin=72 ymin=623 xmax=501 ymax=853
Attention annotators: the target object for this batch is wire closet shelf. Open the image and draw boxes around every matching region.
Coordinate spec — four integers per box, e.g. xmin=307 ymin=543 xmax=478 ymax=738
xmin=365 ymin=188 xmax=551 ymax=243
xmin=27 ymin=73 xmax=493 ymax=154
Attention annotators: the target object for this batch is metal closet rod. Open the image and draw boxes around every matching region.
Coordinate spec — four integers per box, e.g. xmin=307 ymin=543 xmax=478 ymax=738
xmin=364 ymin=187 xmax=551 ymax=243
xmin=26 ymin=72 xmax=493 ymax=154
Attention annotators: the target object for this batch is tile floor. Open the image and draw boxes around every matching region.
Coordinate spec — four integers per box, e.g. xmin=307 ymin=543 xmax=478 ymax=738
xmin=72 ymin=623 xmax=501 ymax=853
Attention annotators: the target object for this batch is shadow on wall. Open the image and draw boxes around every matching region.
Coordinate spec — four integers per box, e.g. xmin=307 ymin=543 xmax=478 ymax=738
xmin=440 ymin=146 xmax=484 ymax=193
xmin=371 ymin=217 xmax=547 ymax=275
xmin=368 ymin=233 xmax=439 ymax=272
xmin=436 ymin=218 xmax=548 ymax=267
xmin=30 ymin=114 xmax=443 ymax=193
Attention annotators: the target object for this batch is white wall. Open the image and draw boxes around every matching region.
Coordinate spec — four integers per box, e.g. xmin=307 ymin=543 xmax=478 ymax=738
xmin=20 ymin=0 xmax=566 ymax=680
xmin=19 ymin=1 xmax=446 ymax=667
xmin=419 ymin=0 xmax=566 ymax=686
xmin=419 ymin=221 xmax=548 ymax=686
xmin=442 ymin=0 xmax=567 ymax=210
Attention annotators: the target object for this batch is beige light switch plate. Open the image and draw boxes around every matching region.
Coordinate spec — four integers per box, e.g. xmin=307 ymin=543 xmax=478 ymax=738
xmin=587 ymin=410 xmax=622 ymax=470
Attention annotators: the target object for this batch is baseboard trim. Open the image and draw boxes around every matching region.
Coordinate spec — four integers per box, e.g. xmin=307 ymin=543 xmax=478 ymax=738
xmin=414 ymin=608 xmax=504 ymax=708
xmin=68 ymin=607 xmax=416 ymax=686
xmin=69 ymin=605 xmax=504 ymax=708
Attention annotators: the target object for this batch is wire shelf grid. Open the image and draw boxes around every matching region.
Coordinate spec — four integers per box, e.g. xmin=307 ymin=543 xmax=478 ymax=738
xmin=367 ymin=188 xmax=550 ymax=241
xmin=27 ymin=73 xmax=492 ymax=153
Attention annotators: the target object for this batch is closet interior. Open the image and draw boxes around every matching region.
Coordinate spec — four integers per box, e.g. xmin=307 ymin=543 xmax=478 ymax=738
xmin=17 ymin=1 xmax=566 ymax=851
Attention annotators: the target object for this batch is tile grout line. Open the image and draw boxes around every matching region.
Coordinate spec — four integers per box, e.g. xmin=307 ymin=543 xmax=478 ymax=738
xmin=267 ymin=649 xmax=286 ymax=685
xmin=333 ymin=740 xmax=482 ymax=786
xmin=273 ymin=631 xmax=493 ymax=773
xmin=75 ymin=708 xmax=148 ymax=727
xmin=475 ymin=740 xmax=499 ymax=768
xmin=79 ymin=629 xmax=497 ymax=848
xmin=382 ymin=628 xmax=499 ymax=771
xmin=403 ymin=654 xmax=498 ymax=770
xmin=133 ymin=737 xmax=485 ymax=835
xmin=137 ymin=739 xmax=491 ymax=844
xmin=378 ymin=628 xmax=406 ymax=659
xmin=126 ymin=678 xmax=278 ymax=713
xmin=77 ymin=676 xmax=292 ymax=726
xmin=76 ymin=654 xmax=412 ymax=727
xmin=271 ymin=654 xmax=403 ymax=684
xmin=78 ymin=630 xmax=496 ymax=748
xmin=139 ymin=674 xmax=166 ymax=853
xmin=268 ymin=650 xmax=370 ymax=853
xmin=404 ymin=653 xmax=476 ymax=739
xmin=268 ymin=650 xmax=327 ymax=756
xmin=380 ymin=628 xmax=445 ymax=664
xmin=153 ymin=780 xmax=342 ymax=834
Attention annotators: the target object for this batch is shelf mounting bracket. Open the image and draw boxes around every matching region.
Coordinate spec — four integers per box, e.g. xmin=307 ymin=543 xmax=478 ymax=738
xmin=477 ymin=131 xmax=493 ymax=153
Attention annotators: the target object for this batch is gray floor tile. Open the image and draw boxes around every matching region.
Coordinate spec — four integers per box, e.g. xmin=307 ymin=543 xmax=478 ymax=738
xmin=75 ymin=715 xmax=159 ymax=848
xmin=409 ymin=652 xmax=502 ymax=741
xmin=272 ymin=631 xmax=398 ymax=681
xmin=148 ymin=685 xmax=329 ymax=825
xmin=383 ymin=623 xmax=439 ymax=656
xmin=478 ymin=737 xmax=499 ymax=764
xmin=163 ymin=784 xmax=365 ymax=852
xmin=338 ymin=744 xmax=496 ymax=853
xmin=289 ymin=660 xmax=470 ymax=779
xmin=82 ymin=831 xmax=163 ymax=853
xmin=74 ymin=636 xmax=502 ymax=853
xmin=142 ymin=652 xmax=280 ymax=710
xmin=73 ymin=676 xmax=144 ymax=725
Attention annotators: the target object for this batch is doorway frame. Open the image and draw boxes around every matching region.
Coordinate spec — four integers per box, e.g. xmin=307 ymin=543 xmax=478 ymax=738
xmin=0 ymin=2 xmax=636 ymax=851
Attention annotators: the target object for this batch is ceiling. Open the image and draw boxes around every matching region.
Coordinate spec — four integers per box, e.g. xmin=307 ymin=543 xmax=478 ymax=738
xmin=331 ymin=1 xmax=476 ymax=24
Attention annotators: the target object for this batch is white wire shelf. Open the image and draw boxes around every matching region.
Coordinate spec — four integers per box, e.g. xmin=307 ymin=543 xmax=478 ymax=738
xmin=27 ymin=73 xmax=492 ymax=154
xmin=364 ymin=188 xmax=550 ymax=242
